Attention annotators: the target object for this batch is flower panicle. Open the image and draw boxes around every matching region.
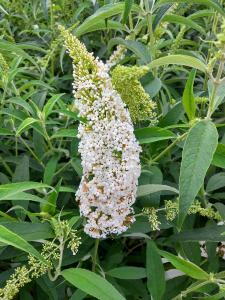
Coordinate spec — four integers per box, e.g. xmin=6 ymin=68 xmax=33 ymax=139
xmin=60 ymin=27 xmax=141 ymax=239
xmin=111 ymin=65 xmax=157 ymax=123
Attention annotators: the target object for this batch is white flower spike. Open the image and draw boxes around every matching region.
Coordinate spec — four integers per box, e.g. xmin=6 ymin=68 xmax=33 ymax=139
xmin=60 ymin=27 xmax=141 ymax=238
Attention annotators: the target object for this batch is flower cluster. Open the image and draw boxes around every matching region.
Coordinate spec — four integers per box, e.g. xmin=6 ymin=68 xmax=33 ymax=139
xmin=107 ymin=44 xmax=126 ymax=69
xmin=143 ymin=200 xmax=222 ymax=231
xmin=142 ymin=207 xmax=161 ymax=231
xmin=165 ymin=199 xmax=222 ymax=222
xmin=0 ymin=241 xmax=59 ymax=300
xmin=111 ymin=65 xmax=157 ymax=123
xmin=60 ymin=26 xmax=141 ymax=239
xmin=0 ymin=53 xmax=9 ymax=83
xmin=52 ymin=219 xmax=81 ymax=255
xmin=0 ymin=219 xmax=81 ymax=299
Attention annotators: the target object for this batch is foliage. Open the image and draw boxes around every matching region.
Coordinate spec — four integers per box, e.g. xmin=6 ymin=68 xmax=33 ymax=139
xmin=1 ymin=0 xmax=225 ymax=299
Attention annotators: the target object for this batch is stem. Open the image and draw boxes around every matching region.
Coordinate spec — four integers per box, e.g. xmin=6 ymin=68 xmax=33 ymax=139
xmin=92 ymin=239 xmax=100 ymax=272
xmin=41 ymin=121 xmax=54 ymax=151
xmin=20 ymin=137 xmax=45 ymax=168
xmin=199 ymin=185 xmax=207 ymax=208
xmin=0 ymin=156 xmax=13 ymax=176
xmin=144 ymin=0 xmax=155 ymax=59
xmin=173 ymin=280 xmax=211 ymax=300
xmin=206 ymin=59 xmax=225 ymax=119
xmin=151 ymin=132 xmax=187 ymax=163
xmin=49 ymin=238 xmax=65 ymax=281
xmin=54 ymin=159 xmax=71 ymax=176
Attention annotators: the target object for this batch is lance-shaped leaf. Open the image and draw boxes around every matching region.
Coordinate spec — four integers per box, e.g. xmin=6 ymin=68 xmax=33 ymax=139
xmin=147 ymin=241 xmax=166 ymax=300
xmin=182 ymin=69 xmax=196 ymax=121
xmin=0 ymin=225 xmax=46 ymax=263
xmin=158 ymin=250 xmax=209 ymax=280
xmin=75 ymin=3 xmax=140 ymax=37
xmin=62 ymin=268 xmax=125 ymax=300
xmin=178 ymin=120 xmax=218 ymax=229
xmin=148 ymin=55 xmax=207 ymax=73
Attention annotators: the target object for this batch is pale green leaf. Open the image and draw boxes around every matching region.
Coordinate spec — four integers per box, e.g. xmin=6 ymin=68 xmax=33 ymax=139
xmin=148 ymin=55 xmax=207 ymax=73
xmin=159 ymin=250 xmax=209 ymax=280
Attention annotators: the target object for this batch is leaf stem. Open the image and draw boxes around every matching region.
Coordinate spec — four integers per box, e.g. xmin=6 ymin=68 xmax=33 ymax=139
xmin=49 ymin=237 xmax=65 ymax=281
xmin=206 ymin=59 xmax=225 ymax=119
xmin=151 ymin=132 xmax=187 ymax=163
xmin=20 ymin=137 xmax=45 ymax=168
xmin=92 ymin=239 xmax=100 ymax=272
xmin=173 ymin=280 xmax=211 ymax=300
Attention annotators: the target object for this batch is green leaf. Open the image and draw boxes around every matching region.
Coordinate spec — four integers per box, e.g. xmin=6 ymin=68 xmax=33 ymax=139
xmin=182 ymin=69 xmax=196 ymax=120
xmin=206 ymin=173 xmax=225 ymax=192
xmin=43 ymin=94 xmax=64 ymax=120
xmin=198 ymin=290 xmax=225 ymax=300
xmin=19 ymin=80 xmax=54 ymax=93
xmin=178 ymin=120 xmax=218 ymax=228
xmin=0 ymin=225 xmax=46 ymax=263
xmin=108 ymin=38 xmax=151 ymax=65
xmin=163 ymin=15 xmax=206 ymax=34
xmin=0 ymin=182 xmax=52 ymax=201
xmin=2 ymin=191 xmax=50 ymax=205
xmin=0 ymin=4 xmax=8 ymax=15
xmin=122 ymin=0 xmax=134 ymax=24
xmin=189 ymin=9 xmax=215 ymax=20
xmin=70 ymin=158 xmax=83 ymax=178
xmin=62 ymin=268 xmax=125 ymax=300
xmin=146 ymin=241 xmax=165 ymax=300
xmin=0 ymin=128 xmax=13 ymax=136
xmin=157 ymin=0 xmax=225 ymax=17
xmin=152 ymin=4 xmax=173 ymax=30
xmin=51 ymin=129 xmax=78 ymax=139
xmin=8 ymin=97 xmax=34 ymax=114
xmin=43 ymin=155 xmax=58 ymax=185
xmin=12 ymin=155 xmax=30 ymax=218
xmin=135 ymin=127 xmax=176 ymax=144
xmin=137 ymin=184 xmax=178 ymax=197
xmin=16 ymin=118 xmax=39 ymax=136
xmin=170 ymin=224 xmax=225 ymax=242
xmin=0 ymin=40 xmax=39 ymax=68
xmin=159 ymin=102 xmax=184 ymax=127
xmin=142 ymin=75 xmax=162 ymax=98
xmin=1 ymin=222 xmax=54 ymax=241
xmin=75 ymin=3 xmax=140 ymax=37
xmin=41 ymin=180 xmax=61 ymax=215
xmin=148 ymin=55 xmax=207 ymax=73
xmin=107 ymin=267 xmax=146 ymax=280
xmin=75 ymin=20 xmax=126 ymax=35
xmin=56 ymin=109 xmax=79 ymax=120
xmin=158 ymin=250 xmax=209 ymax=280
xmin=212 ymin=144 xmax=225 ymax=168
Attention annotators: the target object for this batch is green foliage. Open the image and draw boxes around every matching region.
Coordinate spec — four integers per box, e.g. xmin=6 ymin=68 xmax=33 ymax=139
xmin=1 ymin=0 xmax=225 ymax=299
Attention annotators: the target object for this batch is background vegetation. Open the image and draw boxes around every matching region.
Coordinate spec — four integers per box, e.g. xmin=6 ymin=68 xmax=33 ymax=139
xmin=1 ymin=0 xmax=225 ymax=299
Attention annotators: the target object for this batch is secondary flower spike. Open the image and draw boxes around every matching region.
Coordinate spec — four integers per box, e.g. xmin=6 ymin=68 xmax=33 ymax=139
xmin=60 ymin=26 xmax=141 ymax=239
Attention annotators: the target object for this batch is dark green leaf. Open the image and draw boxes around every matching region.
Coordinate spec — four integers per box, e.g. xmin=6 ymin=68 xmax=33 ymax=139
xmin=107 ymin=267 xmax=146 ymax=279
xmin=146 ymin=241 xmax=165 ymax=300
xmin=135 ymin=127 xmax=176 ymax=144
xmin=62 ymin=268 xmax=125 ymax=300
xmin=0 ymin=225 xmax=46 ymax=263
xmin=212 ymin=144 xmax=225 ymax=168
xmin=122 ymin=0 xmax=134 ymax=24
